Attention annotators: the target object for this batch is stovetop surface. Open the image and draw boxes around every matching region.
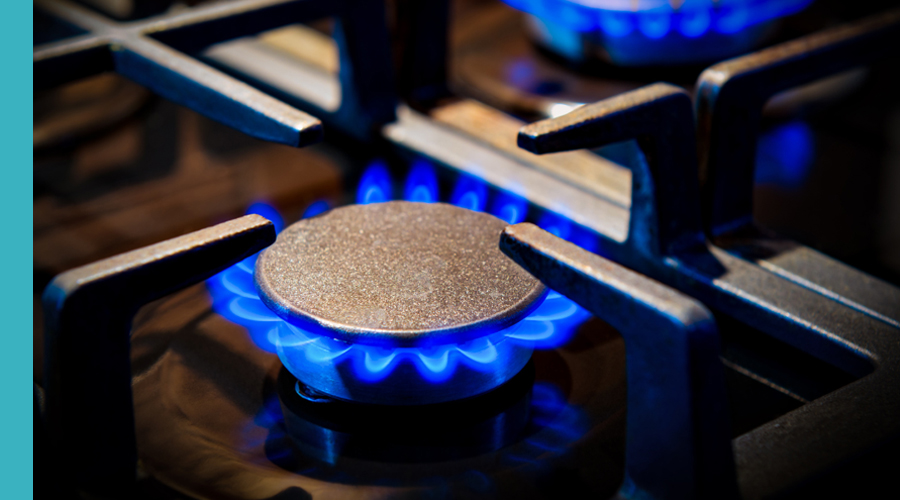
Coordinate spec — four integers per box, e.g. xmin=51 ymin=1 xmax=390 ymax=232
xmin=32 ymin=1 xmax=900 ymax=499
xmin=127 ymin=284 xmax=627 ymax=499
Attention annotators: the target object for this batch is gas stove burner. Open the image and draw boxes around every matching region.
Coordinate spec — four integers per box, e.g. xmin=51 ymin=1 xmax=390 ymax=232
xmin=256 ymin=201 xmax=547 ymax=344
xmin=208 ymin=168 xmax=594 ymax=406
xmin=249 ymin=201 xmax=557 ymax=405
xmin=503 ymin=0 xmax=813 ymax=66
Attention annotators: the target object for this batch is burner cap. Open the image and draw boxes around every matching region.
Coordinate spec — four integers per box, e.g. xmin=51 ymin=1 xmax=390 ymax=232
xmin=255 ymin=201 xmax=547 ymax=346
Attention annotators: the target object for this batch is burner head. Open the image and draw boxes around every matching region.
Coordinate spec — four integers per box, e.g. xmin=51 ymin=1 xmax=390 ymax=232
xmin=253 ymin=201 xmax=547 ymax=405
xmin=255 ymin=201 xmax=547 ymax=347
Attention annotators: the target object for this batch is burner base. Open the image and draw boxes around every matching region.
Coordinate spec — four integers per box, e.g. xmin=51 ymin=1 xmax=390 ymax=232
xmin=276 ymin=362 xmax=535 ymax=463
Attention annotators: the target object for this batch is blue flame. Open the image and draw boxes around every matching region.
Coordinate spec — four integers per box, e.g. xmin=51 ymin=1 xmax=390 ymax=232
xmin=539 ymin=210 xmax=599 ymax=254
xmin=247 ymin=201 xmax=284 ymax=233
xmin=502 ymin=0 xmax=814 ymax=66
xmin=639 ymin=12 xmax=671 ymax=39
xmin=404 ymin=159 xmax=439 ymax=203
xmin=716 ymin=5 xmax=750 ymax=34
xmin=506 ymin=58 xmax=537 ymax=88
xmin=598 ymin=10 xmax=633 ymax=37
xmin=680 ymin=8 xmax=712 ymax=38
xmin=755 ymin=120 xmax=815 ymax=189
xmin=207 ymin=254 xmax=277 ymax=352
xmin=538 ymin=211 xmax=571 ymax=240
xmin=209 ymin=254 xmax=586 ymax=373
xmin=490 ymin=191 xmax=529 ymax=224
xmin=507 ymin=291 xmax=591 ymax=349
xmin=357 ymin=160 xmax=393 ymax=204
xmin=451 ymin=174 xmax=488 ymax=212
xmin=502 ymin=0 xmax=813 ymax=37
xmin=303 ymin=200 xmax=331 ymax=218
xmin=208 ymin=168 xmax=595 ymax=387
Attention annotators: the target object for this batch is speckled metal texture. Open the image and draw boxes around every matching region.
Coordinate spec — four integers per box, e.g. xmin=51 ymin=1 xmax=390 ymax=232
xmin=255 ymin=201 xmax=547 ymax=346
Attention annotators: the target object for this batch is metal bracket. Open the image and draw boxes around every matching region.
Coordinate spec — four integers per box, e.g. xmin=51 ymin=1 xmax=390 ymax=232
xmin=500 ymin=223 xmax=736 ymax=500
xmin=515 ymin=78 xmax=900 ymax=498
xmin=694 ymin=11 xmax=900 ymax=326
xmin=34 ymin=0 xmax=399 ymax=143
xmin=519 ymin=83 xmax=704 ymax=258
xmin=41 ymin=215 xmax=276 ymax=494
xmin=695 ymin=8 xmax=900 ymax=238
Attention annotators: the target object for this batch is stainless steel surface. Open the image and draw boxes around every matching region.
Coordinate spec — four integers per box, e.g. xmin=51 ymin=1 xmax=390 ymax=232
xmin=500 ymin=223 xmax=735 ymax=500
xmin=256 ymin=201 xmax=546 ymax=346
xmin=42 ymin=214 xmax=276 ymax=493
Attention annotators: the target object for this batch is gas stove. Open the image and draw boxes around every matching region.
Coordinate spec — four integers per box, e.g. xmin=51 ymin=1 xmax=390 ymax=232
xmin=34 ymin=1 xmax=900 ymax=499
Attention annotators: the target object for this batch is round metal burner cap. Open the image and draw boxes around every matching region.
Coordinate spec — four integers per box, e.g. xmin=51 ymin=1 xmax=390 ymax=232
xmin=255 ymin=201 xmax=546 ymax=346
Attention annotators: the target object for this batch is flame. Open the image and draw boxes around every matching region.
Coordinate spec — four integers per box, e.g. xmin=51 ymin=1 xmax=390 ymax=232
xmin=501 ymin=0 xmax=813 ymax=38
xmin=207 ymin=160 xmax=593 ymax=381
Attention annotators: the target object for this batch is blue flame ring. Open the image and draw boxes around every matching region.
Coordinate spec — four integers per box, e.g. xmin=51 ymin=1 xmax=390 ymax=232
xmin=503 ymin=0 xmax=814 ymax=66
xmin=208 ymin=251 xmax=589 ymax=404
xmin=208 ymin=160 xmax=592 ymax=404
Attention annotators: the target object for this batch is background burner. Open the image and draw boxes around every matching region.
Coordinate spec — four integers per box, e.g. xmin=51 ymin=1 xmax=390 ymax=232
xmin=503 ymin=0 xmax=814 ymax=67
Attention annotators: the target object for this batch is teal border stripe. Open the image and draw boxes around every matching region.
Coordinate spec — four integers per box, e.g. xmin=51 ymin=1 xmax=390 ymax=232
xmin=4 ymin=2 xmax=33 ymax=498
